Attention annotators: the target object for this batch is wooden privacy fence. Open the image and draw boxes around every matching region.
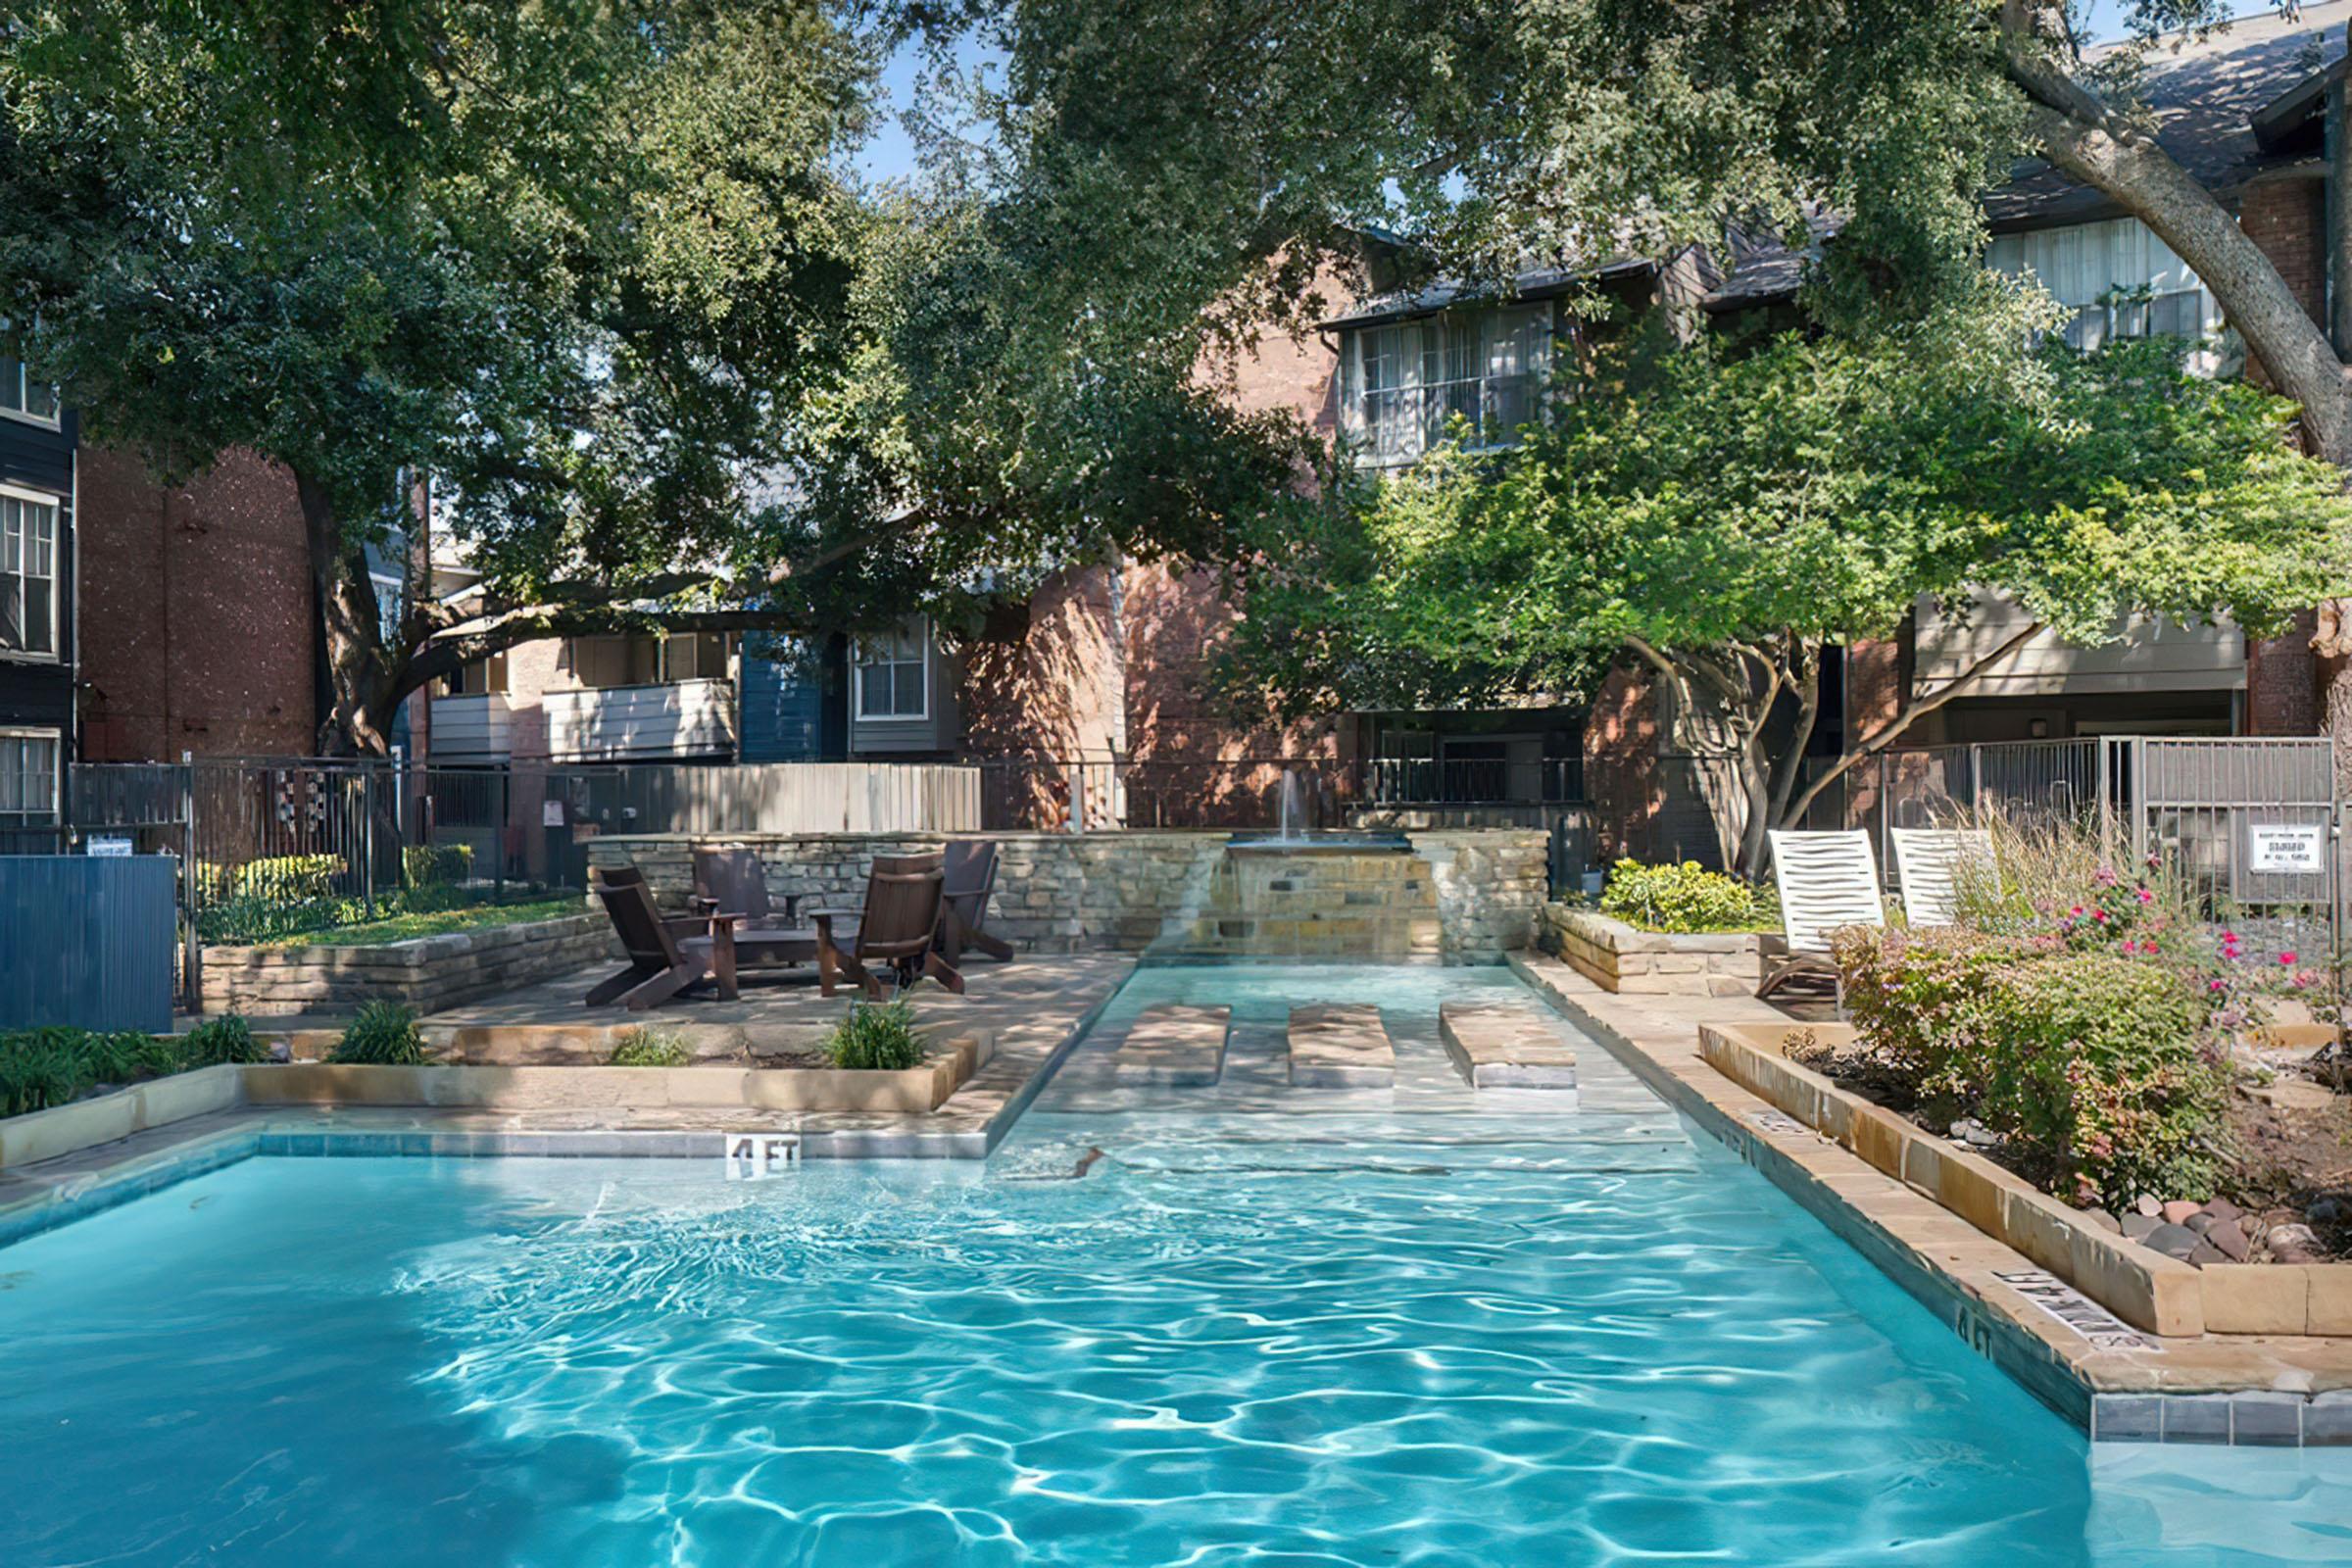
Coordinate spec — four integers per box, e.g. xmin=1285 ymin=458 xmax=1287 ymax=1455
xmin=554 ymin=762 xmax=982 ymax=835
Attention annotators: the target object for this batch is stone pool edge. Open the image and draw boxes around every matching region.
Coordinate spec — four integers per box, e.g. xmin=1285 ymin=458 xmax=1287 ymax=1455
xmin=1508 ymin=951 xmax=2352 ymax=1447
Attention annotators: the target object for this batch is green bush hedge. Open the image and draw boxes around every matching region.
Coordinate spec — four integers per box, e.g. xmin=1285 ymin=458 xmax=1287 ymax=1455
xmin=0 ymin=1014 xmax=265 ymax=1119
xmin=402 ymin=843 xmax=474 ymax=889
xmin=1834 ymin=926 xmax=2230 ymax=1208
xmin=1599 ymin=858 xmax=1767 ymax=933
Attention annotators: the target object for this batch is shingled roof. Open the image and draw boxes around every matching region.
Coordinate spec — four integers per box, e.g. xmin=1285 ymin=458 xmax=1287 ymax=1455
xmin=1990 ymin=0 xmax=2348 ymax=230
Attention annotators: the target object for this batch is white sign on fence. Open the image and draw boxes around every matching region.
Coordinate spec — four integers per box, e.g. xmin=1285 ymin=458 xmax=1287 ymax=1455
xmin=2247 ymin=824 xmax=2327 ymax=875
xmin=84 ymin=835 xmax=133 ymax=858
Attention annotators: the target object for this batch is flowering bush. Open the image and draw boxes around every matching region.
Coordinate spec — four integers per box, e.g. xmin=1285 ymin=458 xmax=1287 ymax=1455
xmin=1599 ymin=858 xmax=1767 ymax=933
xmin=1836 ymin=925 xmax=2230 ymax=1208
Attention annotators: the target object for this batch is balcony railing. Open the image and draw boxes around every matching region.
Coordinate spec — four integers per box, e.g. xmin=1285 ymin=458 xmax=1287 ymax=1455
xmin=544 ymin=678 xmax=737 ymax=762
xmin=429 ymin=693 xmax=513 ymax=763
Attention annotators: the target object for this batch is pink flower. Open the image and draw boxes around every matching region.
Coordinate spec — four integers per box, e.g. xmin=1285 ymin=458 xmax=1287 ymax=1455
xmin=2292 ymin=969 xmax=2315 ymax=990
xmin=2136 ymin=888 xmax=2154 ymax=905
xmin=2222 ymin=930 xmax=2238 ymax=943
xmin=2280 ymin=952 xmax=2300 ymax=967
xmin=2070 ymin=906 xmax=2084 ymax=917
xmin=2209 ymin=978 xmax=2228 ymax=993
xmin=2091 ymin=908 xmax=2109 ymax=922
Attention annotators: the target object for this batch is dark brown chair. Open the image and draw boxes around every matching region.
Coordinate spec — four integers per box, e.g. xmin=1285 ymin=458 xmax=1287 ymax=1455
xmin=587 ymin=877 xmax=739 ymax=1009
xmin=811 ymin=853 xmax=964 ymax=1000
xmin=593 ymin=864 xmax=709 ymax=944
xmin=692 ymin=846 xmax=818 ymax=976
xmin=938 ymin=840 xmax=1012 ymax=964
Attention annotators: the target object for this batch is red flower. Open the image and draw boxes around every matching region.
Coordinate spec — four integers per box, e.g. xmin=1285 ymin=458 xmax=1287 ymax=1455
xmin=2280 ymin=952 xmax=2300 ymax=967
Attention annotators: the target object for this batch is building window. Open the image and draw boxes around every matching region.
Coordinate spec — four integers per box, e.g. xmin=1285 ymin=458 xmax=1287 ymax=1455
xmin=0 ymin=490 xmax=59 ymax=659
xmin=0 ymin=728 xmax=60 ymax=826
xmin=0 ymin=358 xmax=58 ymax=426
xmin=1341 ymin=304 xmax=1553 ymax=468
xmin=437 ymin=652 xmax=509 ymax=698
xmin=1985 ymin=218 xmax=2222 ymax=352
xmin=563 ymin=631 xmax=728 ymax=688
xmin=855 ymin=619 xmax=929 ymax=720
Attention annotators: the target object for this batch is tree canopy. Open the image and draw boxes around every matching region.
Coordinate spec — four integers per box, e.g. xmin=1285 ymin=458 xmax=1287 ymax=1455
xmin=1221 ymin=298 xmax=2352 ymax=871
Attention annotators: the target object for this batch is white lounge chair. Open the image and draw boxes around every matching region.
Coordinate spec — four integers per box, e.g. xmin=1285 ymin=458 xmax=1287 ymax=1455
xmin=1888 ymin=827 xmax=1994 ymax=929
xmin=1760 ymin=829 xmax=1886 ymax=999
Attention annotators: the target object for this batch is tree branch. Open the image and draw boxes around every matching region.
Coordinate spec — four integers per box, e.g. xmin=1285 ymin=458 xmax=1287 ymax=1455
xmin=1782 ymin=616 xmax=2047 ymax=825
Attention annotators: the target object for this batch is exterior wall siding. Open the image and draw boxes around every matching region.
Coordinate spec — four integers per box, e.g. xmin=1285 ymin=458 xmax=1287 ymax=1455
xmin=0 ymin=409 xmax=76 ymax=749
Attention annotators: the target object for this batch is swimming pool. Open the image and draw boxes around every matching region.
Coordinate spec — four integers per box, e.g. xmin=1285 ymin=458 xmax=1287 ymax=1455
xmin=3 ymin=964 xmax=2350 ymax=1565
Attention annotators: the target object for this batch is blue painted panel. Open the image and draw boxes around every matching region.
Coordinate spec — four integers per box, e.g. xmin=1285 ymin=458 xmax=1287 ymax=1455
xmin=738 ymin=646 xmax=827 ymax=762
xmin=0 ymin=857 xmax=175 ymax=1032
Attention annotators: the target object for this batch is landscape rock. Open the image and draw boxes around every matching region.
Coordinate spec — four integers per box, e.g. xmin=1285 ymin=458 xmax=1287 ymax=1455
xmin=2134 ymin=1194 xmax=2163 ymax=1218
xmin=2122 ymin=1213 xmax=2160 ymax=1243
xmin=2187 ymin=1241 xmax=2229 ymax=1266
xmin=2161 ymin=1200 xmax=2202 ymax=1226
xmin=2206 ymin=1219 xmax=2252 ymax=1261
xmin=2308 ymin=1196 xmax=2346 ymax=1225
xmin=2083 ymin=1209 xmax=2123 ymax=1236
xmin=2268 ymin=1222 xmax=2322 ymax=1263
xmin=2144 ymin=1223 xmax=2204 ymax=1261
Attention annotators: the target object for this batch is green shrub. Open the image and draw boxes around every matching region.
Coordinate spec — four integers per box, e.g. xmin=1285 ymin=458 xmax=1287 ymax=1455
xmin=1835 ymin=926 xmax=2230 ymax=1209
xmin=402 ymin=844 xmax=474 ymax=889
xmin=826 ymin=1001 xmax=924 ymax=1070
xmin=1599 ymin=858 xmax=1765 ymax=933
xmin=329 ymin=1003 xmax=428 ymax=1065
xmin=0 ymin=1029 xmax=87 ymax=1118
xmin=607 ymin=1026 xmax=690 ymax=1067
xmin=183 ymin=1013 xmax=268 ymax=1067
xmin=229 ymin=854 xmax=345 ymax=902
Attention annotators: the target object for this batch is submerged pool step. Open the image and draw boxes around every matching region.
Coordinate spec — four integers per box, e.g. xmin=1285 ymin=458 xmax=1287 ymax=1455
xmin=1439 ymin=1001 xmax=1578 ymax=1091
xmin=1286 ymin=1004 xmax=1396 ymax=1088
xmin=1112 ymin=1004 xmax=1232 ymax=1087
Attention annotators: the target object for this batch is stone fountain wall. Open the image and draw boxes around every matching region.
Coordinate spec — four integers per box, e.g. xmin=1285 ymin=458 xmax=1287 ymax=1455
xmin=587 ymin=829 xmax=1548 ymax=962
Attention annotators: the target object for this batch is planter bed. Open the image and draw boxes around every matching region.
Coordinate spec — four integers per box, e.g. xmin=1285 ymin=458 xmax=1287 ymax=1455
xmin=1542 ymin=905 xmax=1765 ymax=997
xmin=201 ymin=913 xmax=613 ymax=1016
xmin=244 ymin=1031 xmax=990 ymax=1115
xmin=0 ymin=1064 xmax=247 ymax=1172
xmin=1698 ymin=1019 xmax=2352 ymax=1339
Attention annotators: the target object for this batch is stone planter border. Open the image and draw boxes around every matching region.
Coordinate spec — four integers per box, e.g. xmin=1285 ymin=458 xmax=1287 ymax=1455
xmin=1698 ymin=1019 xmax=2352 ymax=1340
xmin=201 ymin=912 xmax=612 ymax=1016
xmin=1542 ymin=905 xmax=1766 ymax=996
xmin=0 ymin=1065 xmax=247 ymax=1172
xmin=243 ymin=1034 xmax=987 ymax=1116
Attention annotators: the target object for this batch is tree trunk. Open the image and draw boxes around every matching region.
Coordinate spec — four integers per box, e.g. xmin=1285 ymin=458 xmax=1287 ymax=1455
xmin=294 ymin=471 xmax=399 ymax=758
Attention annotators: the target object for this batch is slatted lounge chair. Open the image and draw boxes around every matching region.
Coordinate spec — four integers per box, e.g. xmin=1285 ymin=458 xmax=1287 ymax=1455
xmin=1759 ymin=829 xmax=1886 ymax=1000
xmin=1888 ymin=827 xmax=1994 ymax=929
xmin=938 ymin=840 xmax=1013 ymax=965
xmin=693 ymin=846 xmax=819 ymax=975
xmin=587 ymin=876 xmax=739 ymax=1009
xmin=810 ymin=853 xmax=965 ymax=1000
xmin=594 ymin=864 xmax=710 ymax=943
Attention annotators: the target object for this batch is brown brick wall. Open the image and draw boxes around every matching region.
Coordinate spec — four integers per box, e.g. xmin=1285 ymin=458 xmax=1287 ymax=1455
xmin=75 ymin=447 xmax=318 ymax=760
xmin=956 ymin=564 xmax=1125 ymax=758
xmin=2239 ymin=178 xmax=2327 ymax=330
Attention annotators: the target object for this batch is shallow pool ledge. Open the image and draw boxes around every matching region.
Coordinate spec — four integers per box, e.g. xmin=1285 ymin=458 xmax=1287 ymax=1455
xmin=1508 ymin=950 xmax=2352 ymax=1447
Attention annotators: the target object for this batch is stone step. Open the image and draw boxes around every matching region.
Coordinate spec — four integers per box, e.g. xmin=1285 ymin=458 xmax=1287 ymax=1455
xmin=1112 ymin=1004 xmax=1231 ymax=1087
xmin=1439 ymin=1001 xmax=1578 ymax=1091
xmin=1287 ymin=1004 xmax=1395 ymax=1088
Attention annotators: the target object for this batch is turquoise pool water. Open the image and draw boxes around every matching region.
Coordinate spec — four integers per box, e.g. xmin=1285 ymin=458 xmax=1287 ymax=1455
xmin=4 ymin=965 xmax=2352 ymax=1564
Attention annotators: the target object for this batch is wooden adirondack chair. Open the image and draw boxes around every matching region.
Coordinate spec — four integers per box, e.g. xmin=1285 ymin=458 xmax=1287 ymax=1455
xmin=1758 ymin=829 xmax=1886 ymax=1001
xmin=938 ymin=840 xmax=1013 ymax=964
xmin=587 ymin=876 xmax=738 ymax=1009
xmin=811 ymin=853 xmax=964 ymax=1000
xmin=693 ymin=846 xmax=818 ymax=974
xmin=593 ymin=864 xmax=709 ymax=942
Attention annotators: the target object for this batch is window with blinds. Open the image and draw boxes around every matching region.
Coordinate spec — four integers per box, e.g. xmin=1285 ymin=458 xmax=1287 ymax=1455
xmin=1340 ymin=304 xmax=1554 ymax=468
xmin=1985 ymin=218 xmax=2221 ymax=352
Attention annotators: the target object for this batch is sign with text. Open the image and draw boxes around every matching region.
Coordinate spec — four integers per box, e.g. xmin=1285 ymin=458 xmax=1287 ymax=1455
xmin=84 ymin=836 xmax=133 ymax=858
xmin=2247 ymin=824 xmax=2327 ymax=875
